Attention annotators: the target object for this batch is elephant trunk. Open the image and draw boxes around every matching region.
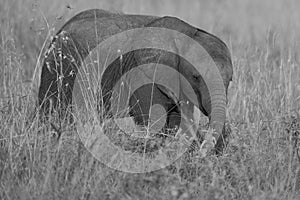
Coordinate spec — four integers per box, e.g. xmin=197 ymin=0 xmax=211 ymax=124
xmin=207 ymin=79 xmax=227 ymax=146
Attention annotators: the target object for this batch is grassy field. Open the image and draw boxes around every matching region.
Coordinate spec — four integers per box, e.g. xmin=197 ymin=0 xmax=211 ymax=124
xmin=1 ymin=0 xmax=300 ymax=199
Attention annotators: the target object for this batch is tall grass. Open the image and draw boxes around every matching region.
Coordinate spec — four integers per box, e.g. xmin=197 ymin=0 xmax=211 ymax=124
xmin=0 ymin=0 xmax=300 ymax=199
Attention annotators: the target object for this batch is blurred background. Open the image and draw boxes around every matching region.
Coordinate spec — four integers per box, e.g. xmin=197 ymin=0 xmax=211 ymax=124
xmin=1 ymin=0 xmax=299 ymax=67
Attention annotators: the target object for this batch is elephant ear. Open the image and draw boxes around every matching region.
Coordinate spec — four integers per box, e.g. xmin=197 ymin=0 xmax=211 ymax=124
xmin=193 ymin=29 xmax=233 ymax=94
xmin=135 ymin=60 xmax=181 ymax=105
xmin=142 ymin=16 xmax=203 ymax=108
xmin=155 ymin=84 xmax=179 ymax=104
xmin=131 ymin=40 xmax=182 ymax=104
xmin=144 ymin=16 xmax=228 ymax=139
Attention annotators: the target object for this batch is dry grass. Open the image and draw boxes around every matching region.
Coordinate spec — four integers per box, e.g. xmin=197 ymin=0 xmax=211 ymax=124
xmin=1 ymin=0 xmax=300 ymax=199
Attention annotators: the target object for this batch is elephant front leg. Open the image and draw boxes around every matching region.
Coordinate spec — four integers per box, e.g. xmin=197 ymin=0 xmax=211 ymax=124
xmin=177 ymin=102 xmax=199 ymax=140
xmin=178 ymin=102 xmax=219 ymax=157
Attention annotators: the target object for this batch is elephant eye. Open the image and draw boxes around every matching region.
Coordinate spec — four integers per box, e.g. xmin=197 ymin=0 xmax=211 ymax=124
xmin=192 ymin=74 xmax=201 ymax=80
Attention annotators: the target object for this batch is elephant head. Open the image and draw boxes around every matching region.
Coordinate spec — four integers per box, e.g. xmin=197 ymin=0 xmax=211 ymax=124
xmin=37 ymin=9 xmax=233 ymax=154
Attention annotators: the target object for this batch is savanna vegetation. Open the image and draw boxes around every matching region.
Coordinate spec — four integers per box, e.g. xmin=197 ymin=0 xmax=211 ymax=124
xmin=0 ymin=0 xmax=300 ymax=199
